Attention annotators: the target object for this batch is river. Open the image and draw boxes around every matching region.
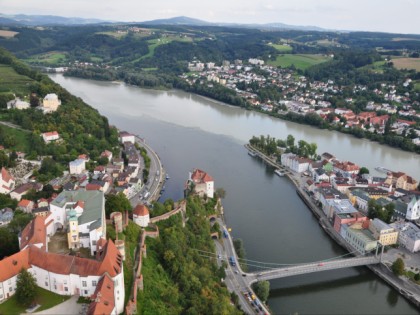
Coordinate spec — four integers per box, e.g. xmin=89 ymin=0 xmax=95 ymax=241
xmin=50 ymin=74 xmax=419 ymax=314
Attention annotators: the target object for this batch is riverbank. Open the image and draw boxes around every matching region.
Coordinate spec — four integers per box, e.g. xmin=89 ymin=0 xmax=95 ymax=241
xmin=245 ymin=143 xmax=420 ymax=310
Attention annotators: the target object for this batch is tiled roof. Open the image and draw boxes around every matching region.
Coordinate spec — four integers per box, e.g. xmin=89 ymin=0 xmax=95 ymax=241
xmin=87 ymin=274 xmax=115 ymax=315
xmin=20 ymin=216 xmax=47 ymax=249
xmin=0 ymin=250 xmax=30 ymax=282
xmin=1 ymin=167 xmax=13 ymax=183
xmin=191 ymin=169 xmax=213 ymax=183
xmin=133 ymin=204 xmax=149 ymax=216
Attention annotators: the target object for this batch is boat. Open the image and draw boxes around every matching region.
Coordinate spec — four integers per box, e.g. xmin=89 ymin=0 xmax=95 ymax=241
xmin=166 ymin=174 xmax=170 ymax=180
xmin=375 ymin=166 xmax=391 ymax=173
xmin=248 ymin=150 xmax=257 ymax=157
xmin=274 ymin=169 xmax=284 ymax=176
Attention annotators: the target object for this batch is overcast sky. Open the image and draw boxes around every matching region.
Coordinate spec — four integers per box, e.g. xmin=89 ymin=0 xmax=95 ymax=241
xmin=1 ymin=0 xmax=419 ymax=34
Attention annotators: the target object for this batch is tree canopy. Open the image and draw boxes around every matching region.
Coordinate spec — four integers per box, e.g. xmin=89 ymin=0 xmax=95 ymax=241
xmin=16 ymin=268 xmax=37 ymax=307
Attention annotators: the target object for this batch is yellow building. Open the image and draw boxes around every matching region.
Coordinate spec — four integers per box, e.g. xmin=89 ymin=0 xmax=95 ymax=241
xmin=369 ymin=218 xmax=398 ymax=246
xmin=67 ymin=210 xmax=80 ymax=250
xmin=42 ymin=93 xmax=61 ymax=113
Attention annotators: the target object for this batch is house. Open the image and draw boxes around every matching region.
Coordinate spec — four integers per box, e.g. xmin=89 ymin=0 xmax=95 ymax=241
xmin=19 ymin=216 xmax=52 ymax=251
xmin=69 ymin=158 xmax=86 ymax=175
xmin=32 ymin=206 xmax=50 ymax=217
xmin=42 ymin=131 xmax=60 ymax=143
xmin=384 ymin=171 xmax=418 ymax=191
xmin=119 ymin=131 xmax=135 ymax=144
xmin=49 ymin=190 xmax=106 ymax=256
xmin=390 ymin=221 xmax=420 ymax=253
xmin=368 ymin=218 xmax=398 ymax=246
xmin=42 ymin=93 xmax=61 ymax=113
xmin=406 ymin=195 xmax=420 ymax=221
xmin=10 ymin=183 xmax=43 ymax=201
xmin=333 ymin=211 xmax=368 ymax=233
xmin=17 ymin=199 xmax=34 ymax=213
xmin=0 ymin=239 xmax=124 ymax=314
xmin=187 ymin=169 xmax=214 ymax=198
xmin=100 ymin=150 xmax=113 ymax=162
xmin=324 ymin=198 xmax=357 ymax=219
xmin=0 ymin=208 xmax=13 ymax=226
xmin=0 ymin=167 xmax=15 ymax=194
xmin=6 ymin=98 xmax=30 ymax=110
xmin=133 ymin=204 xmax=150 ymax=227
xmin=341 ymin=223 xmax=377 ymax=255
xmin=333 ymin=161 xmax=360 ymax=175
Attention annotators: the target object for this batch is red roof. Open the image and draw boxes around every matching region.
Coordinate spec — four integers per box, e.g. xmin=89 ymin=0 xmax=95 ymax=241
xmin=86 ymin=183 xmax=101 ymax=191
xmin=87 ymin=274 xmax=115 ymax=315
xmin=0 ymin=250 xmax=30 ymax=282
xmin=133 ymin=204 xmax=149 ymax=216
xmin=18 ymin=199 xmax=32 ymax=207
xmin=20 ymin=216 xmax=47 ymax=249
xmin=1 ymin=167 xmax=13 ymax=183
xmin=74 ymin=200 xmax=85 ymax=209
xmin=43 ymin=131 xmax=59 ymax=137
xmin=191 ymin=169 xmax=213 ymax=183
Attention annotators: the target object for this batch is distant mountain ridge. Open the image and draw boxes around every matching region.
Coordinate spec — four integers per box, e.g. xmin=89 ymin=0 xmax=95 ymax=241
xmin=139 ymin=16 xmax=328 ymax=31
xmin=0 ymin=13 xmax=327 ymax=31
xmin=0 ymin=14 xmax=108 ymax=26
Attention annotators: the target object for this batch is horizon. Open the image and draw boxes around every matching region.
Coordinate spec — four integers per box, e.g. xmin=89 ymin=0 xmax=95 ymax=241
xmin=1 ymin=0 xmax=419 ymax=35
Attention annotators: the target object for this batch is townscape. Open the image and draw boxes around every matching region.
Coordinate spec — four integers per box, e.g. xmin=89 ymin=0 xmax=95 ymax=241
xmin=0 ymin=3 xmax=420 ymax=315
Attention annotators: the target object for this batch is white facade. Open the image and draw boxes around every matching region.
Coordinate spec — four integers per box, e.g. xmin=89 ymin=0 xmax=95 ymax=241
xmin=133 ymin=213 xmax=150 ymax=227
xmin=390 ymin=221 xmax=420 ymax=253
xmin=119 ymin=132 xmax=135 ymax=144
xmin=7 ymin=98 xmax=30 ymax=110
xmin=0 ymin=168 xmax=15 ymax=194
xmin=406 ymin=196 xmax=420 ymax=221
xmin=42 ymin=132 xmax=59 ymax=143
xmin=42 ymin=93 xmax=61 ymax=112
xmin=69 ymin=159 xmax=86 ymax=175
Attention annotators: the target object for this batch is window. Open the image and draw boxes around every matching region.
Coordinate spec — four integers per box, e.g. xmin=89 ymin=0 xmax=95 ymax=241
xmin=64 ymin=287 xmax=68 ymax=292
xmin=9 ymin=287 xmax=12 ymax=292
xmin=92 ymin=281 xmax=97 ymax=286
xmin=82 ymin=281 xmax=87 ymax=287
xmin=54 ymin=285 xmax=57 ymax=290
xmin=84 ymin=290 xmax=88 ymax=295
xmin=45 ymin=282 xmax=48 ymax=287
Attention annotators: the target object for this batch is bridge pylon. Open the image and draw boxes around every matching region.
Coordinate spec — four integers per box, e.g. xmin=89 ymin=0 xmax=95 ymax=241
xmin=374 ymin=242 xmax=385 ymax=262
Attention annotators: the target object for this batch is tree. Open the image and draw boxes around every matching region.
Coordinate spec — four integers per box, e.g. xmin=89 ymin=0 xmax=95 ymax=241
xmin=16 ymin=268 xmax=37 ymax=307
xmin=286 ymin=134 xmax=295 ymax=148
xmin=392 ymin=258 xmax=405 ymax=276
xmin=215 ymin=187 xmax=226 ymax=199
xmin=359 ymin=167 xmax=370 ymax=175
xmin=252 ymin=280 xmax=270 ymax=302
xmin=105 ymin=193 xmax=132 ymax=217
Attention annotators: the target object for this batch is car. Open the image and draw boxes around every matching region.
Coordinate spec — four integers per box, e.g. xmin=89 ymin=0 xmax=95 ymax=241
xmin=318 ymin=263 xmax=324 ymax=266
xmin=258 ymin=305 xmax=263 ymax=311
xmin=242 ymin=273 xmax=247 ymax=277
xmin=218 ymin=254 xmax=221 ymax=259
xmin=234 ymin=270 xmax=238 ymax=274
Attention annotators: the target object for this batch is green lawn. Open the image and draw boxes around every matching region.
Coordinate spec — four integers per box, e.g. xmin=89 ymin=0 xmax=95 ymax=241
xmin=0 ymin=65 xmax=34 ymax=95
xmin=25 ymin=52 xmax=67 ymax=66
xmin=269 ymin=43 xmax=293 ymax=52
xmin=268 ymin=54 xmax=330 ymax=70
xmin=0 ymin=123 xmax=31 ymax=152
xmin=0 ymin=286 xmax=70 ymax=315
xmin=414 ymin=82 xmax=420 ymax=92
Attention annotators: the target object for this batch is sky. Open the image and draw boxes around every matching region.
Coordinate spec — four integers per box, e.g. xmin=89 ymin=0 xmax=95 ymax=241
xmin=1 ymin=0 xmax=419 ymax=34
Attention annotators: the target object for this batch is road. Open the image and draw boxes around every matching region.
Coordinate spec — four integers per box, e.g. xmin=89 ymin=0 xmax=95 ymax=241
xmin=216 ymin=218 xmax=270 ymax=315
xmin=130 ymin=136 xmax=165 ymax=207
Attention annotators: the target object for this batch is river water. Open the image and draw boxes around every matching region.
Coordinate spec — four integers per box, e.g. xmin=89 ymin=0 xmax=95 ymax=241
xmin=51 ymin=74 xmax=419 ymax=314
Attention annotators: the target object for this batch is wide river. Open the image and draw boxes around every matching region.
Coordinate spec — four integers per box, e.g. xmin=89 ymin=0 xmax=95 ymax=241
xmin=51 ymin=74 xmax=419 ymax=314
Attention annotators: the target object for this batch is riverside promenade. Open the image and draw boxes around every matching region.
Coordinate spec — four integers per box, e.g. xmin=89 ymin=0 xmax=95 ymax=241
xmin=245 ymin=144 xmax=420 ymax=309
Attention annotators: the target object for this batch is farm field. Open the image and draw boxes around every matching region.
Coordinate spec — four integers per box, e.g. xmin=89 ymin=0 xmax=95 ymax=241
xmin=269 ymin=43 xmax=293 ymax=52
xmin=268 ymin=54 xmax=330 ymax=70
xmin=25 ymin=51 xmax=67 ymax=66
xmin=391 ymin=58 xmax=420 ymax=71
xmin=137 ymin=36 xmax=193 ymax=61
xmin=0 ymin=30 xmax=19 ymax=38
xmin=0 ymin=64 xmax=34 ymax=95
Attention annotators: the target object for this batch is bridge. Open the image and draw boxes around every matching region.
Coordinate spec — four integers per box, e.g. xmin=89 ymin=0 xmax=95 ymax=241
xmin=245 ymin=256 xmax=380 ymax=285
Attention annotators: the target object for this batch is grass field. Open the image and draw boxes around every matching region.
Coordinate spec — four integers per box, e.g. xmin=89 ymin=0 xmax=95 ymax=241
xmin=25 ymin=51 xmax=67 ymax=66
xmin=360 ymin=60 xmax=387 ymax=73
xmin=391 ymin=58 xmax=420 ymax=71
xmin=414 ymin=82 xmax=420 ymax=92
xmin=268 ymin=54 xmax=330 ymax=70
xmin=269 ymin=43 xmax=293 ymax=52
xmin=0 ymin=30 xmax=19 ymax=38
xmin=0 ymin=286 xmax=70 ymax=315
xmin=0 ymin=64 xmax=34 ymax=95
xmin=0 ymin=124 xmax=31 ymax=152
xmin=97 ymin=31 xmax=128 ymax=39
xmin=136 ymin=36 xmax=192 ymax=62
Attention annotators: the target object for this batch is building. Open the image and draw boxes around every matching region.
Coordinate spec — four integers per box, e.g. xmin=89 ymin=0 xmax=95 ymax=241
xmin=187 ymin=169 xmax=214 ymax=198
xmin=0 ymin=208 xmax=13 ymax=226
xmin=0 ymin=240 xmax=124 ymax=314
xmin=390 ymin=221 xmax=420 ymax=253
xmin=341 ymin=223 xmax=377 ymax=255
xmin=7 ymin=98 xmax=30 ymax=110
xmin=50 ymin=190 xmax=106 ymax=256
xmin=368 ymin=218 xmax=398 ymax=246
xmin=119 ymin=131 xmax=135 ymax=144
xmin=384 ymin=171 xmax=418 ymax=191
xmin=10 ymin=182 xmax=43 ymax=201
xmin=406 ymin=195 xmax=420 ymax=221
xmin=101 ymin=150 xmax=113 ymax=162
xmin=42 ymin=131 xmax=60 ymax=143
xmin=0 ymin=167 xmax=15 ymax=194
xmin=133 ymin=204 xmax=150 ymax=227
xmin=69 ymin=158 xmax=86 ymax=175
xmin=17 ymin=199 xmax=34 ymax=213
xmin=333 ymin=211 xmax=368 ymax=233
xmin=42 ymin=93 xmax=61 ymax=112
xmin=324 ymin=198 xmax=357 ymax=219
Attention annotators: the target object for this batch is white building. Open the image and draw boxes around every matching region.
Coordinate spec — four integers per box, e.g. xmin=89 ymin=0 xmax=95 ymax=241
xmin=390 ymin=221 xmax=420 ymax=253
xmin=7 ymin=98 xmax=30 ymax=110
xmin=69 ymin=158 xmax=86 ymax=175
xmin=119 ymin=131 xmax=135 ymax=144
xmin=42 ymin=93 xmax=61 ymax=113
xmin=0 ymin=240 xmax=124 ymax=314
xmin=188 ymin=169 xmax=214 ymax=198
xmin=406 ymin=195 xmax=420 ymax=221
xmin=133 ymin=204 xmax=150 ymax=227
xmin=0 ymin=167 xmax=15 ymax=194
xmin=42 ymin=131 xmax=60 ymax=143
xmin=49 ymin=190 xmax=106 ymax=256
